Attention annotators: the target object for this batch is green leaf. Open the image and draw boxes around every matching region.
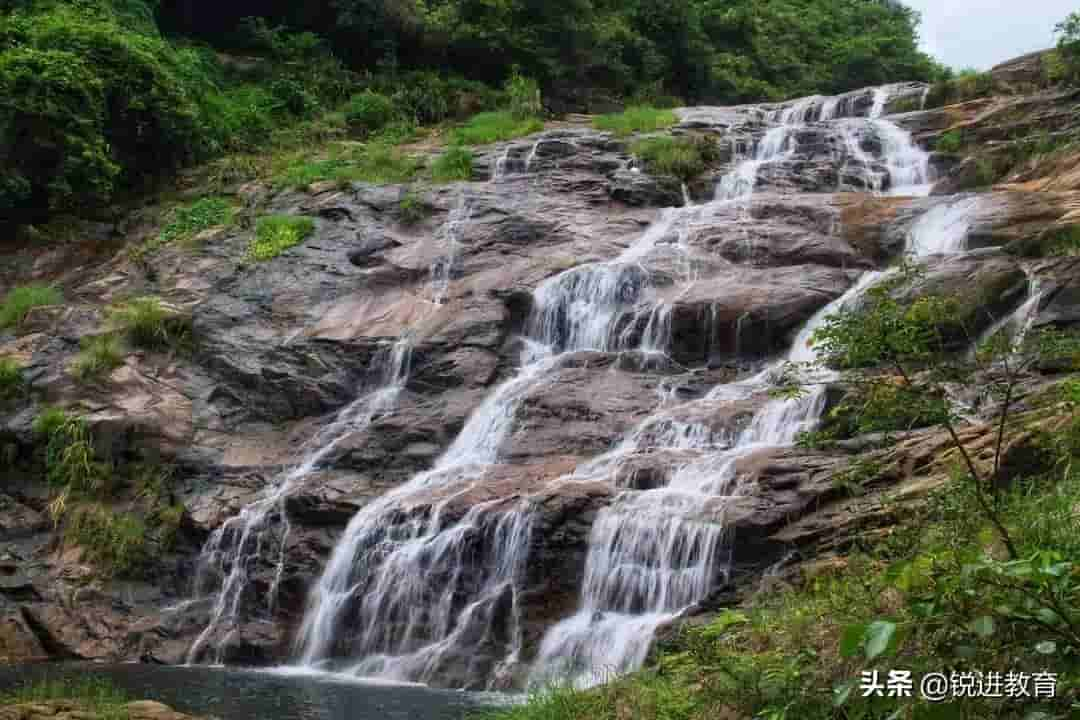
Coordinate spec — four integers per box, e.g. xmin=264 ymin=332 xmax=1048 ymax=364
xmin=953 ymin=644 xmax=977 ymax=659
xmin=864 ymin=620 xmax=897 ymax=660
xmin=969 ymin=615 xmax=995 ymax=638
xmin=833 ymin=680 xmax=855 ymax=707
xmin=839 ymin=623 xmax=867 ymax=658
xmin=1035 ymin=640 xmax=1057 ymax=655
xmin=1036 ymin=608 xmax=1062 ymax=626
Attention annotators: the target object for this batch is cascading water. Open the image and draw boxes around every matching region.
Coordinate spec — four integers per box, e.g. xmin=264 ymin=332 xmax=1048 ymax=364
xmin=527 ymin=87 xmax=949 ymax=686
xmin=185 ymin=339 xmax=412 ymax=665
xmin=294 ymin=203 xmax=701 ymax=686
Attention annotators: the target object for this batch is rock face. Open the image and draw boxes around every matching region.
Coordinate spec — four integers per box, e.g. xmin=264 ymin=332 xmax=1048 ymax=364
xmin=2 ymin=69 xmax=1080 ymax=690
xmin=0 ymin=700 xmax=201 ymax=720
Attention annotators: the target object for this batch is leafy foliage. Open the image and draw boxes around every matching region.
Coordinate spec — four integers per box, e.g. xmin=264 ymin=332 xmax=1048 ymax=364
xmin=345 ymin=90 xmax=398 ymax=137
xmin=248 ymin=215 xmax=315 ymax=261
xmin=0 ymin=284 xmax=62 ymax=328
xmin=923 ymin=68 xmax=1000 ymax=109
xmin=65 ymin=503 xmax=148 ymax=577
xmin=1056 ymin=11 xmax=1080 ymax=86
xmin=157 ymin=197 xmax=235 ymax=246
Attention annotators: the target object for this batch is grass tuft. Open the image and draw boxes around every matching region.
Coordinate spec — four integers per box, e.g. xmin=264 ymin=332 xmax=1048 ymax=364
xmin=0 ymin=356 xmax=23 ymax=400
xmin=594 ymin=106 xmax=677 ymax=137
xmin=0 ymin=284 xmax=62 ymax=329
xmin=452 ymin=111 xmax=544 ymax=146
xmin=629 ymin=136 xmax=716 ymax=181
xmin=248 ymin=215 xmax=316 ymax=261
xmin=431 ymin=146 xmax=474 ymax=182
xmin=65 ymin=503 xmax=147 ymax=578
xmin=157 ymin=197 xmax=235 ymax=246
xmin=109 ymin=297 xmax=191 ymax=352
xmin=71 ymin=334 xmax=126 ymax=382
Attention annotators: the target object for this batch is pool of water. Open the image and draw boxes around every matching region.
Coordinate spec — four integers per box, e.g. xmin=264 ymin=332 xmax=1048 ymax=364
xmin=0 ymin=663 xmax=510 ymax=720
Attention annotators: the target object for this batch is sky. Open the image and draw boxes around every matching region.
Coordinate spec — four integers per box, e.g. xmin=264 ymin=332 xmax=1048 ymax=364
xmin=903 ymin=0 xmax=1074 ymax=70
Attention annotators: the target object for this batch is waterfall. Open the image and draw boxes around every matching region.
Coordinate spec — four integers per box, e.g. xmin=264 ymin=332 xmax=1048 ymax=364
xmin=293 ymin=206 xmax=697 ymax=686
xmin=906 ymin=196 xmax=983 ymax=255
xmin=185 ymin=340 xmax=412 ymax=665
xmin=717 ymin=83 xmax=931 ymax=201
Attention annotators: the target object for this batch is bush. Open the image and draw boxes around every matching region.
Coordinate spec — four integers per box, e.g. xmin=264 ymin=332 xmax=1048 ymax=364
xmin=71 ymin=334 xmax=125 ymax=382
xmin=629 ymin=136 xmax=716 ymax=181
xmin=594 ymin=106 xmax=678 ymax=137
xmin=348 ymin=144 xmax=424 ymax=184
xmin=248 ymin=215 xmax=316 ymax=261
xmin=430 ymin=146 xmax=474 ymax=182
xmin=345 ymin=91 xmax=398 ymax=137
xmin=453 ymin=111 xmax=544 ymax=146
xmin=42 ymin=415 xmax=111 ymax=496
xmin=33 ymin=406 xmax=70 ymax=439
xmin=108 ymin=297 xmax=191 ymax=352
xmin=0 ymin=284 xmax=63 ymax=329
xmin=158 ymin=197 xmax=235 ymax=246
xmin=935 ymin=129 xmax=963 ymax=153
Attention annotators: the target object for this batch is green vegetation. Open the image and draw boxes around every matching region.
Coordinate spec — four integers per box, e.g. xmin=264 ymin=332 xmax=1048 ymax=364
xmin=345 ymin=91 xmax=397 ymax=137
xmin=453 ymin=112 xmax=544 ymax=146
xmin=935 ymin=129 xmax=963 ymax=154
xmin=109 ymin=296 xmax=191 ymax=352
xmin=157 ymin=197 xmax=235 ymax=246
xmin=594 ymin=107 xmax=677 ymax=137
xmin=71 ymin=334 xmax=125 ymax=382
xmin=157 ymin=0 xmax=941 ymax=107
xmin=431 ymin=146 xmax=474 ymax=183
xmin=248 ymin=215 xmax=316 ymax=262
xmin=65 ymin=503 xmax=148 ymax=577
xmin=0 ymin=284 xmax=62 ymax=329
xmin=0 ymin=356 xmax=22 ymax=400
xmin=1056 ymin=11 xmax=1080 ymax=85
xmin=630 ymin=136 xmax=719 ymax=181
xmin=2 ymin=676 xmax=130 ymax=720
xmin=274 ymin=143 xmax=423 ymax=190
xmin=923 ymin=68 xmax=1000 ymax=109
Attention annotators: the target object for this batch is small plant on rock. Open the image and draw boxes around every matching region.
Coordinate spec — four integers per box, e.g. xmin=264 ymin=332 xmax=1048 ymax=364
xmin=0 ymin=284 xmax=62 ymax=329
xmin=71 ymin=334 xmax=125 ymax=382
xmin=430 ymin=146 xmax=474 ymax=182
xmin=248 ymin=215 xmax=316 ymax=261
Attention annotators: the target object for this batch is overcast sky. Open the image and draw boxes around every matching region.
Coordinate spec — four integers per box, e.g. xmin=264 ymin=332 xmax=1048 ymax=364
xmin=903 ymin=0 xmax=1074 ymax=70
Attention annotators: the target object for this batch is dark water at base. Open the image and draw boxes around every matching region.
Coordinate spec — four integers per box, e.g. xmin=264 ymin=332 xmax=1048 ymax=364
xmin=0 ymin=663 xmax=508 ymax=720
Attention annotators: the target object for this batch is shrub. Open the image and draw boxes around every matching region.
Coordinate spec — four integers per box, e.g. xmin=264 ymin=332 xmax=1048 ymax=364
xmin=431 ymin=146 xmax=474 ymax=182
xmin=109 ymin=297 xmax=191 ymax=352
xmin=248 ymin=215 xmax=316 ymax=262
xmin=348 ymin=144 xmax=424 ymax=184
xmin=345 ymin=91 xmax=398 ymax=137
xmin=0 ymin=284 xmax=63 ymax=329
xmin=71 ymin=334 xmax=125 ymax=382
xmin=452 ymin=111 xmax=544 ymax=146
xmin=594 ymin=106 xmax=678 ymax=136
xmin=0 ymin=356 xmax=23 ymax=400
xmin=157 ymin=197 xmax=235 ymax=246
xmin=935 ymin=129 xmax=963 ymax=153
